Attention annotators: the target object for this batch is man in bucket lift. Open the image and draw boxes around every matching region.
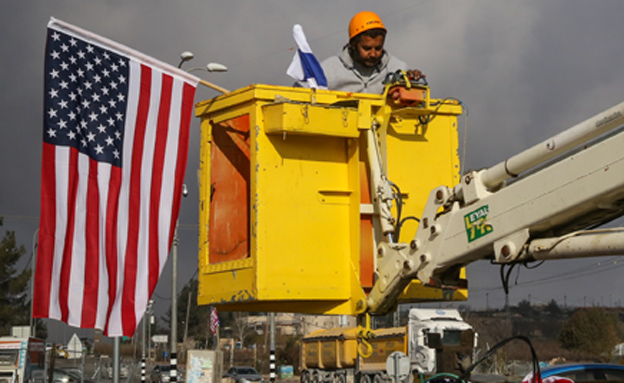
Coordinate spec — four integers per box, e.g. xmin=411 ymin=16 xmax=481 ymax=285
xmin=321 ymin=11 xmax=425 ymax=94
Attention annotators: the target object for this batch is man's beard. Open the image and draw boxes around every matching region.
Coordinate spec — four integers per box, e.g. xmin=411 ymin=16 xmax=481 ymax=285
xmin=351 ymin=49 xmax=380 ymax=68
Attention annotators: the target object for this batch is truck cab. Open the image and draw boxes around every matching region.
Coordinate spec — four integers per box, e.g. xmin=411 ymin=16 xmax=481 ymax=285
xmin=407 ymin=309 xmax=476 ymax=375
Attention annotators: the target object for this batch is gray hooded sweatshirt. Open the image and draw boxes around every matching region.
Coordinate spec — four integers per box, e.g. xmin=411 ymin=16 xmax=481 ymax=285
xmin=320 ymin=45 xmax=407 ymax=94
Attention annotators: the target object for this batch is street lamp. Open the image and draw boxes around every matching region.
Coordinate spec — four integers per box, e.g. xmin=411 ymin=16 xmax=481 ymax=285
xmin=178 ymin=51 xmax=194 ymax=69
xmin=177 ymin=51 xmax=229 ymax=94
xmin=186 ymin=63 xmax=228 ymax=73
xmin=186 ymin=63 xmax=230 ymax=94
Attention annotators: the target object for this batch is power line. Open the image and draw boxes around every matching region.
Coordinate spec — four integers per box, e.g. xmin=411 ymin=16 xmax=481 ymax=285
xmin=471 ymin=256 xmax=624 ymax=293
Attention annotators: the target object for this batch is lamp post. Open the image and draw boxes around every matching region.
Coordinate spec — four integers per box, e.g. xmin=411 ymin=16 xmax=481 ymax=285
xmin=178 ymin=50 xmax=229 ymax=93
xmin=170 ymin=181 xmax=188 ymax=383
xmin=167 ymin=51 xmax=227 ymax=382
xmin=178 ymin=51 xmax=194 ymax=69
xmin=30 ymin=229 xmax=39 ymax=337
xmin=168 ymin=51 xmax=197 ymax=383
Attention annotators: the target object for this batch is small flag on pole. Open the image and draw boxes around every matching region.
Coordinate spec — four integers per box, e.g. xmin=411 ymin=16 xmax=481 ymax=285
xmin=287 ymin=24 xmax=327 ymax=89
xmin=210 ymin=307 xmax=220 ymax=335
xmin=34 ymin=17 xmax=199 ymax=337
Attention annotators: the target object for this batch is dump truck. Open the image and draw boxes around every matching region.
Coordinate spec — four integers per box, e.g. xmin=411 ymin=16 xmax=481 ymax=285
xmin=300 ymin=308 xmax=476 ymax=383
xmin=0 ymin=337 xmax=45 ymax=383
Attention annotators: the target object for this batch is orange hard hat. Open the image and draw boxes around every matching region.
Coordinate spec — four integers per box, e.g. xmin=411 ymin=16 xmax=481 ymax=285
xmin=348 ymin=11 xmax=386 ymax=39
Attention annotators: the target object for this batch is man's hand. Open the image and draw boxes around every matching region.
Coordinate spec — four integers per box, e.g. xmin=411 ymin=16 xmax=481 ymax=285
xmin=406 ymin=69 xmax=425 ymax=81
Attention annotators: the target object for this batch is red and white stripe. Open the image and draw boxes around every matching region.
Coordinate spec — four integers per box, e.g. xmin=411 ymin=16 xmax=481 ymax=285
xmin=34 ymin=18 xmax=198 ymax=337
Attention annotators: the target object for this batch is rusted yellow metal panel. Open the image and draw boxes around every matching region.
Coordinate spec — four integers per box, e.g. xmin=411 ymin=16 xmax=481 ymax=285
xmin=263 ymin=102 xmax=360 ymax=138
xmin=196 ymin=84 xmax=466 ymax=315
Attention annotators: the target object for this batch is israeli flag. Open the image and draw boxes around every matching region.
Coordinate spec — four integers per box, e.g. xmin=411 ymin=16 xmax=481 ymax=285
xmin=287 ymin=24 xmax=328 ymax=89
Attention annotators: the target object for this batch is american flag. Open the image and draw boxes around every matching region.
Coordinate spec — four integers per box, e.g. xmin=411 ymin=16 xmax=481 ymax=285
xmin=210 ymin=307 xmax=219 ymax=335
xmin=34 ymin=18 xmax=199 ymax=337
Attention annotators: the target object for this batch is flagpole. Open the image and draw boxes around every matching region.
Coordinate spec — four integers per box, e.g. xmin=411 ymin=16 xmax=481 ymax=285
xmin=197 ymin=79 xmax=229 ymax=94
xmin=113 ymin=337 xmax=121 ymax=383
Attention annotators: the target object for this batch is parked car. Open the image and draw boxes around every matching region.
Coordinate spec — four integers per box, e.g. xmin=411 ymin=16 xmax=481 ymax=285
xmin=523 ymin=363 xmax=624 ymax=383
xmin=31 ymin=369 xmax=96 ymax=383
xmin=222 ymin=367 xmax=262 ymax=383
xmin=151 ymin=364 xmax=171 ymax=383
xmin=64 ymin=369 xmax=82 ymax=379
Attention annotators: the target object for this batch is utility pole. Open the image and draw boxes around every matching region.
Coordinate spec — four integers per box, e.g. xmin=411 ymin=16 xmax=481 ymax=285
xmin=30 ymin=229 xmax=39 ymax=337
xmin=148 ymin=308 xmax=153 ymax=360
xmin=171 ymin=225 xmax=179 ymax=383
xmin=270 ymin=313 xmax=276 ymax=383
xmin=142 ymin=313 xmax=146 ymax=383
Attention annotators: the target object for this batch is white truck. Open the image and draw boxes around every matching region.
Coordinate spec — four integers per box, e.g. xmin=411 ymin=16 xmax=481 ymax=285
xmin=406 ymin=309 xmax=476 ymax=376
xmin=0 ymin=337 xmax=45 ymax=383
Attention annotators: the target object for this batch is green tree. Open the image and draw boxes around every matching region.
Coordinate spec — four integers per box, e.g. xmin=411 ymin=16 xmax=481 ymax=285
xmin=0 ymin=217 xmax=31 ymax=335
xmin=163 ymin=278 xmax=210 ymax=343
xmin=545 ymin=299 xmax=563 ymax=317
xmin=276 ymin=334 xmax=301 ymax=371
xmin=558 ymin=308 xmax=621 ymax=359
xmin=513 ymin=299 xmax=537 ymax=318
xmin=34 ymin=319 xmax=48 ymax=340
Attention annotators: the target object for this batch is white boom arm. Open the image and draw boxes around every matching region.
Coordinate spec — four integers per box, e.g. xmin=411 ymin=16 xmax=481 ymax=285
xmin=367 ymin=101 xmax=624 ymax=314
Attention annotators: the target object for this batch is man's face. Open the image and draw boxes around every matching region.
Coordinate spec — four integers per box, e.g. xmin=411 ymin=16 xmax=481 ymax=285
xmin=352 ymin=34 xmax=384 ymax=67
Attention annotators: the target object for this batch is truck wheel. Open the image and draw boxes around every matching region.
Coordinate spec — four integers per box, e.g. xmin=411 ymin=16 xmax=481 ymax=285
xmin=301 ymin=372 xmax=310 ymax=383
xmin=312 ymin=372 xmax=320 ymax=383
xmin=335 ymin=374 xmax=346 ymax=383
xmin=360 ymin=375 xmax=371 ymax=383
xmin=373 ymin=374 xmax=383 ymax=383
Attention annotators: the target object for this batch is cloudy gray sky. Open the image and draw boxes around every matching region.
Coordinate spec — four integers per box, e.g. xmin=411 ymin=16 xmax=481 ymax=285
xmin=3 ymin=0 xmax=624 ymax=341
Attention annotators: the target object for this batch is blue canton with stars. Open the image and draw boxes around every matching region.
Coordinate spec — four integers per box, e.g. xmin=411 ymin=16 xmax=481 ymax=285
xmin=44 ymin=29 xmax=129 ymax=167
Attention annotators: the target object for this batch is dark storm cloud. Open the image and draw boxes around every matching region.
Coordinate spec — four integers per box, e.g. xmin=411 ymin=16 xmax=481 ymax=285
xmin=2 ymin=1 xmax=624 ymax=340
